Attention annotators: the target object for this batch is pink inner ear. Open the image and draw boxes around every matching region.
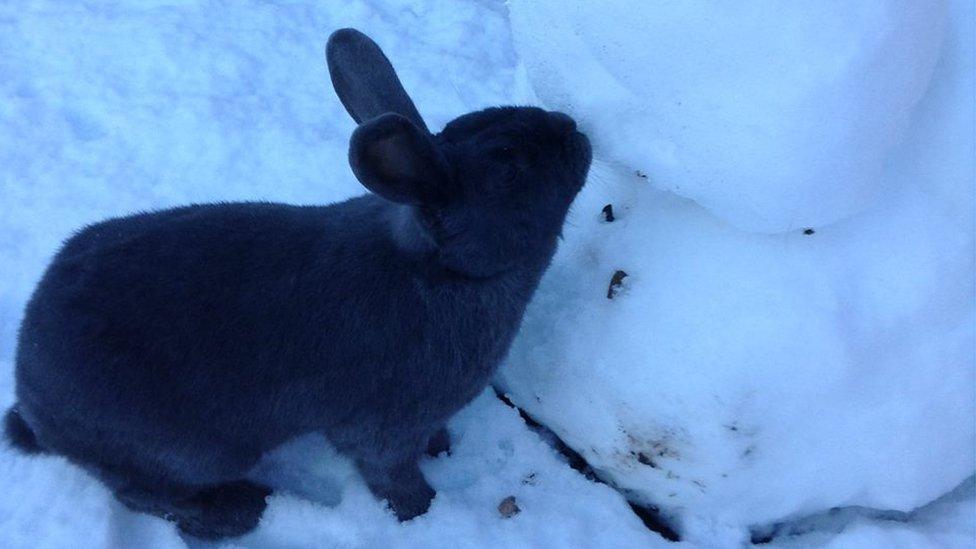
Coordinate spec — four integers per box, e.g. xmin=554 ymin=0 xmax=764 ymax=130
xmin=350 ymin=112 xmax=451 ymax=205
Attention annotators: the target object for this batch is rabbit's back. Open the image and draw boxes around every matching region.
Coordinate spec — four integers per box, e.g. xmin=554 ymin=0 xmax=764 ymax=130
xmin=14 ymin=196 xmax=531 ymax=472
xmin=16 ymin=199 xmax=398 ymax=451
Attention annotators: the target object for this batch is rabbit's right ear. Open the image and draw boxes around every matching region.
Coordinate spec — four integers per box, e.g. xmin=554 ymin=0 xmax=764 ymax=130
xmin=349 ymin=113 xmax=450 ymax=205
xmin=327 ymin=28 xmax=429 ymax=133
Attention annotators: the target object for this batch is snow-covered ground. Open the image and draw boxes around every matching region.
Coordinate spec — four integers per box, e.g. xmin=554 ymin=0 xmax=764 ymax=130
xmin=500 ymin=0 xmax=975 ymax=542
xmin=0 ymin=1 xmax=972 ymax=548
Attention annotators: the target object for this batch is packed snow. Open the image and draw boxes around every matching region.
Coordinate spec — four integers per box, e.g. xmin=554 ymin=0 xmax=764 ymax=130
xmin=510 ymin=0 xmax=948 ymax=233
xmin=499 ymin=0 xmax=975 ymax=541
xmin=0 ymin=1 xmax=973 ymax=548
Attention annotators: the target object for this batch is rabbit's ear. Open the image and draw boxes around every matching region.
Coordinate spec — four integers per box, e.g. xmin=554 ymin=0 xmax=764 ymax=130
xmin=327 ymin=28 xmax=429 ymax=133
xmin=349 ymin=113 xmax=449 ymax=204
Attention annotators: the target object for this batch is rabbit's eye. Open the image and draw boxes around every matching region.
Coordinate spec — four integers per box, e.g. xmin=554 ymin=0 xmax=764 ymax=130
xmin=492 ymin=145 xmax=516 ymax=159
xmin=418 ymin=205 xmax=456 ymax=240
xmin=418 ymin=204 xmax=439 ymax=225
xmin=499 ymin=164 xmax=519 ymax=183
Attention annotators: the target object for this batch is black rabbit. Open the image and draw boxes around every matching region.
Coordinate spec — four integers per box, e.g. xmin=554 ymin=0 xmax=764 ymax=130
xmin=5 ymin=28 xmax=590 ymax=538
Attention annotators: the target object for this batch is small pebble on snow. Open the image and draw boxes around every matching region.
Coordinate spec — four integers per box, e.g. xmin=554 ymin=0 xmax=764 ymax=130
xmin=498 ymin=496 xmax=521 ymax=518
xmin=607 ymin=270 xmax=628 ymax=299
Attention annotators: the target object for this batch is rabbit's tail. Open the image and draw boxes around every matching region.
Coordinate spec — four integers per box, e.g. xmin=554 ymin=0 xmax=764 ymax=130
xmin=4 ymin=404 xmax=45 ymax=454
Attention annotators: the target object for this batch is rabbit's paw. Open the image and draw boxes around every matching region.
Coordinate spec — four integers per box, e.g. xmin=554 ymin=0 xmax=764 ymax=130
xmin=175 ymin=480 xmax=271 ymax=539
xmin=361 ymin=460 xmax=436 ymax=521
xmin=425 ymin=427 xmax=451 ymax=457
xmin=385 ymin=479 xmax=435 ymax=521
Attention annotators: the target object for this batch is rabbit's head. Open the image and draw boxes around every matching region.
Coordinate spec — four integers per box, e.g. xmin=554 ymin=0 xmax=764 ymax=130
xmin=327 ymin=29 xmax=591 ymax=278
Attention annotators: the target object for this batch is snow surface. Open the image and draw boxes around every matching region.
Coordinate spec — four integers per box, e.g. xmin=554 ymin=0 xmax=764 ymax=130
xmin=510 ymin=0 xmax=948 ymax=233
xmin=0 ymin=381 xmax=670 ymax=549
xmin=499 ymin=0 xmax=976 ymax=542
xmin=0 ymin=0 xmax=973 ymax=548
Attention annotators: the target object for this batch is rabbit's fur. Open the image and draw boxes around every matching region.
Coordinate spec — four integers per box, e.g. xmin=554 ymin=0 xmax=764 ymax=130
xmin=7 ymin=28 xmax=591 ymax=538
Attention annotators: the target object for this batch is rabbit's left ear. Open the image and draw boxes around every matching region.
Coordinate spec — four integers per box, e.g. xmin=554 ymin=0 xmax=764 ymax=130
xmin=349 ymin=113 xmax=449 ymax=205
xmin=327 ymin=28 xmax=429 ymax=133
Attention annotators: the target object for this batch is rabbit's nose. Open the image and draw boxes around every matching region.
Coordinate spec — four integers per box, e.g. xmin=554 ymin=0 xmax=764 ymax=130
xmin=549 ymin=111 xmax=577 ymax=134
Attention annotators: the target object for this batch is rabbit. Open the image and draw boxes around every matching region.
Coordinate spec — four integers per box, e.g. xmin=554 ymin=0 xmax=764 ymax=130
xmin=5 ymin=28 xmax=591 ymax=539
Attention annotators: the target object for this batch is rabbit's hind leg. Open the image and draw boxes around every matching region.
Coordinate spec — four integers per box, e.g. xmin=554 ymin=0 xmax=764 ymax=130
xmin=102 ymin=461 xmax=271 ymax=540
xmin=170 ymin=480 xmax=272 ymax=539
xmin=113 ymin=476 xmax=271 ymax=539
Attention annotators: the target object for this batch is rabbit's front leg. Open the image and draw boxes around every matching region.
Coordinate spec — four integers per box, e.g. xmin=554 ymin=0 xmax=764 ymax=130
xmin=358 ymin=458 xmax=435 ymax=521
xmin=425 ymin=426 xmax=451 ymax=457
